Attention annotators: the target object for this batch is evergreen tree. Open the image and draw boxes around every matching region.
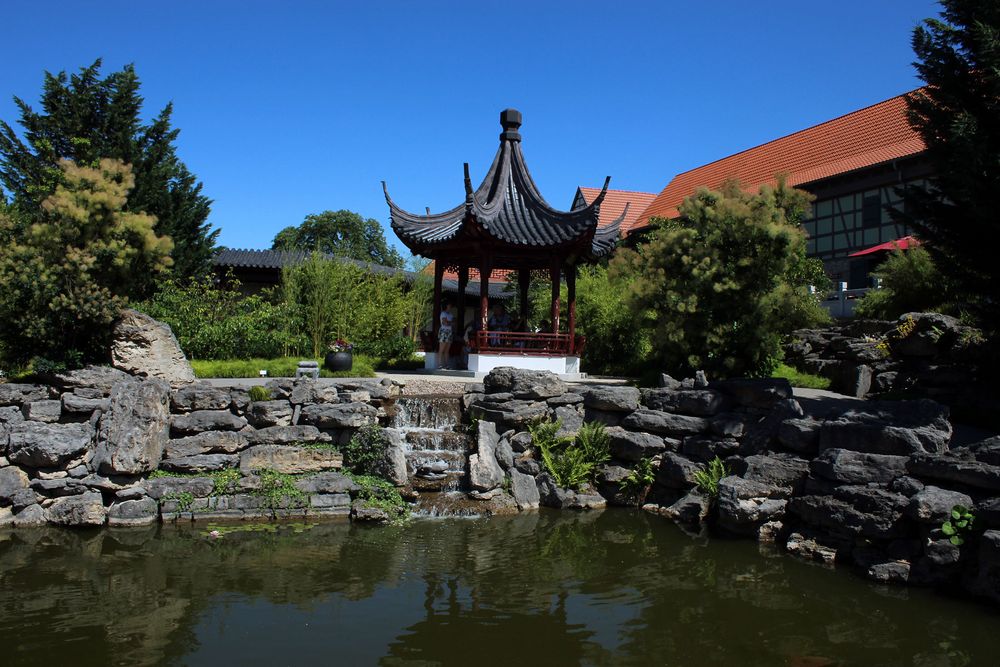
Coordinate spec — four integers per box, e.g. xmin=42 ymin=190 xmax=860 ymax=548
xmin=0 ymin=159 xmax=173 ymax=367
xmin=272 ymin=209 xmax=404 ymax=268
xmin=0 ymin=59 xmax=216 ymax=290
xmin=611 ymin=179 xmax=829 ymax=379
xmin=903 ymin=0 xmax=1000 ymax=332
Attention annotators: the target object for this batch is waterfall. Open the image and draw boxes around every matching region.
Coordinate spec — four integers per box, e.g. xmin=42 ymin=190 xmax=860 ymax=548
xmin=388 ymin=396 xmax=471 ymax=494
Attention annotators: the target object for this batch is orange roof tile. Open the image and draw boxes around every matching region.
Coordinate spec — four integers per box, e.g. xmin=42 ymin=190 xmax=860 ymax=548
xmin=632 ymin=91 xmax=926 ymax=231
xmin=577 ymin=187 xmax=658 ymax=237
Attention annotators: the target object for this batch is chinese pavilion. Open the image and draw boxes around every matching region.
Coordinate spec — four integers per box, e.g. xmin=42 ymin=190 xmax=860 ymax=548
xmin=383 ymin=109 xmax=624 ymax=375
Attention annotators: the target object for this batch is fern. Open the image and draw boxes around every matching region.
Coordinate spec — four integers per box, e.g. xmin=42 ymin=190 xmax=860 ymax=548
xmin=693 ymin=456 xmax=731 ymax=497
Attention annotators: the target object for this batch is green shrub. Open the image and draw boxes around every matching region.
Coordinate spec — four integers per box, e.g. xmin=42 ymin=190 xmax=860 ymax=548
xmin=212 ymin=468 xmax=241 ymax=496
xmin=343 ymin=424 xmax=389 ymax=477
xmin=248 ymin=385 xmax=271 ymax=402
xmin=255 ymin=468 xmax=306 ymax=509
xmin=136 ymin=275 xmax=297 ymax=360
xmin=530 ymin=419 xmax=609 ymax=491
xmin=355 ymin=335 xmax=416 ymax=362
xmin=941 ymin=504 xmax=976 ymax=546
xmin=620 ymin=457 xmax=656 ymax=505
xmin=348 ymin=473 xmax=409 ymax=522
xmin=693 ymin=456 xmax=732 ymax=497
xmin=772 ymin=363 xmax=831 ymax=390
xmin=855 ymin=246 xmax=947 ymax=319
xmin=189 ymin=355 xmax=376 ymax=379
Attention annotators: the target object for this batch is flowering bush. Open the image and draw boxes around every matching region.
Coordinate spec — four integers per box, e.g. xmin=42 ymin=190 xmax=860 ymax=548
xmin=328 ymin=338 xmax=353 ymax=353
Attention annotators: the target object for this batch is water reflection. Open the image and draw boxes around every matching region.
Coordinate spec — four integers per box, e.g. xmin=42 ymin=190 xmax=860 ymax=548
xmin=1 ymin=511 xmax=997 ymax=666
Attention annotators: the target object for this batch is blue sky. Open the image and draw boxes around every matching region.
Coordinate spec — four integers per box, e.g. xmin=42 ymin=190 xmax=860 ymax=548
xmin=2 ymin=0 xmax=939 ymax=254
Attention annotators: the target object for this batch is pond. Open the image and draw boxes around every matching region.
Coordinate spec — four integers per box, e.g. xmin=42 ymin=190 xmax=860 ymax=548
xmin=1 ymin=510 xmax=997 ymax=666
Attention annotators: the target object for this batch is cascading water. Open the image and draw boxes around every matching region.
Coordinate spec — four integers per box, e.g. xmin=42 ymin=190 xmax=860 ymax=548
xmin=388 ymin=396 xmax=480 ymax=515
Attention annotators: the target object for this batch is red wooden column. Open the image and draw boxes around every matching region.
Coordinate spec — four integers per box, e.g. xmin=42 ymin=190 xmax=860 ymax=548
xmin=549 ymin=260 xmax=561 ymax=335
xmin=567 ymin=264 xmax=577 ymax=354
xmin=518 ymin=268 xmax=531 ymax=326
xmin=432 ymin=260 xmax=444 ymax=342
xmin=457 ymin=265 xmax=468 ymax=339
xmin=479 ymin=254 xmax=492 ymax=341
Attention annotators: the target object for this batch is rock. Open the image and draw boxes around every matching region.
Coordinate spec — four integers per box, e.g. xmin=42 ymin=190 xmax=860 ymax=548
xmin=62 ymin=393 xmax=110 ymax=414
xmin=655 ymin=452 xmax=702 ymax=489
xmin=293 ymin=471 xmax=359 ymax=494
xmin=51 ymin=367 xmax=130 ymax=397
xmin=906 ymin=485 xmax=974 ymax=524
xmin=30 ymin=478 xmax=85 ymax=497
xmin=469 ymin=421 xmax=504 ymax=492
xmin=729 ymin=454 xmax=810 ymax=496
xmin=247 ymin=425 xmax=331 ymax=446
xmin=159 ymin=454 xmax=238 ymax=474
xmin=289 ymin=379 xmax=338 ymax=405
xmin=657 ymin=373 xmax=681 ymax=390
xmin=483 ymin=367 xmax=567 ymax=399
xmin=247 ymin=400 xmax=294 ymax=427
xmin=785 ymin=533 xmax=837 ymax=564
xmin=144 ymin=476 xmax=215 ymax=499
xmin=580 ymin=386 xmax=640 ymax=412
xmin=514 ymin=456 xmax=541 ymax=476
xmin=606 ymin=426 xmax=665 ymax=463
xmin=680 ymin=435 xmax=739 ymax=463
xmin=832 ymin=363 xmax=873 ymax=399
xmin=0 ymin=383 xmax=50 ymax=407
xmin=510 ymin=469 xmax=540 ymax=510
xmin=382 ymin=427 xmax=408 ymax=487
xmin=12 ymin=503 xmax=47 ymax=527
xmin=709 ymin=413 xmax=745 ymax=438
xmin=299 ymin=402 xmax=378 ymax=429
xmin=818 ymin=399 xmax=952 ymax=456
xmin=923 ymin=537 xmax=961 ymax=567
xmin=351 ymin=500 xmax=390 ymax=522
xmin=711 ymin=378 xmax=793 ymax=409
xmin=309 ymin=494 xmax=351 ymax=512
xmin=0 ymin=466 xmax=30 ymax=504
xmin=93 ymin=376 xmax=171 ymax=475
xmin=810 ymin=449 xmax=909 ymax=485
xmin=662 ymin=491 xmax=711 ymax=524
xmin=164 ymin=431 xmax=249 ymax=459
xmin=643 ymin=389 xmax=726 ymax=417
xmin=889 ymin=476 xmax=925 ymax=496
xmin=788 ymin=489 xmax=907 ymax=540
xmin=0 ymin=405 xmax=24 ymax=424
xmin=858 ymin=555 xmax=911 ymax=584
xmin=968 ymin=436 xmax=1000 ymax=466
xmin=621 ymin=409 xmax=707 ymax=437
xmin=966 ymin=530 xmax=1000 ymax=604
xmin=553 ymin=405 xmax=584 ymax=438
xmin=107 ymin=497 xmax=158 ymax=526
xmin=110 ymin=308 xmax=196 ymax=386
xmin=495 ymin=435 xmax=514 ymax=471
xmin=546 ymin=393 xmax=583 ymax=407
xmin=510 ymin=432 xmax=533 ymax=453
xmin=739 ymin=399 xmax=804 ymax=456
xmin=170 ymin=409 xmax=247 ymax=435
xmin=23 ymin=400 xmax=61 ymax=423
xmin=46 ymin=491 xmax=106 ymax=526
xmin=907 ymin=453 xmax=1000 ymax=493
xmin=170 ymin=384 xmax=232 ymax=412
xmin=777 ymin=418 xmax=821 ymax=455
xmin=471 ymin=399 xmax=549 ymax=430
xmin=8 ymin=421 xmax=92 ymax=468
xmin=239 ymin=445 xmax=343 ymax=475
xmin=717 ymin=476 xmax=787 ymax=535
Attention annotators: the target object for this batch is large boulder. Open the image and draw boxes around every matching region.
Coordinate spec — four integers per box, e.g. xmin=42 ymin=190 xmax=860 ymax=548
xmin=46 ymin=491 xmax=107 ymax=527
xmin=818 ymin=399 xmax=952 ymax=456
xmin=9 ymin=422 xmax=92 ymax=468
xmin=621 ymin=409 xmax=708 ymax=437
xmin=642 ymin=388 xmax=726 ymax=416
xmin=159 ymin=453 xmax=238 ymax=474
xmin=93 ymin=376 xmax=171 ymax=475
xmin=711 ymin=378 xmax=793 ymax=409
xmin=293 ymin=471 xmax=359 ymax=494
xmin=580 ymin=386 xmax=640 ymax=412
xmin=468 ymin=421 xmax=504 ymax=492
xmin=164 ymin=431 xmax=249 ymax=459
xmin=907 ymin=453 xmax=1000 ymax=493
xmin=810 ymin=449 xmax=909 ymax=485
xmin=661 ymin=491 xmax=711 ymax=524
xmin=143 ymin=475 xmax=214 ymax=499
xmin=906 ymin=485 xmax=974 ymax=524
xmin=299 ymin=402 xmax=378 ymax=429
xmin=382 ymin=427 xmax=409 ymax=487
xmin=0 ymin=466 xmax=30 ymax=504
xmin=0 ymin=384 xmax=50 ymax=407
xmin=53 ymin=366 xmax=130 ymax=395
xmin=170 ymin=383 xmax=232 ymax=412
xmin=788 ymin=486 xmax=909 ymax=540
xmin=606 ymin=426 xmax=666 ymax=463
xmin=510 ymin=469 xmax=540 ymax=510
xmin=239 ymin=445 xmax=343 ymax=475
xmin=655 ymin=452 xmax=702 ymax=489
xmin=107 ymin=497 xmax=159 ymax=526
xmin=729 ymin=454 xmax=809 ymax=496
xmin=717 ymin=476 xmax=787 ymax=535
xmin=246 ymin=400 xmax=294 ymax=427
xmin=170 ymin=410 xmax=247 ymax=435
xmin=483 ymin=367 xmax=567 ymax=400
xmin=110 ymin=309 xmax=195 ymax=386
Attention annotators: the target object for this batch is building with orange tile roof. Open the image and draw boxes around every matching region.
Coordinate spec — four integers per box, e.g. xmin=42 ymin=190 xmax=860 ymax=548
xmin=632 ymin=91 xmax=932 ymax=287
xmin=572 ymin=187 xmax=658 ymax=237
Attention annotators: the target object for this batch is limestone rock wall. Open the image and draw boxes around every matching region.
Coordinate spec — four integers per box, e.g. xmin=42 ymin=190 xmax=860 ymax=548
xmin=0 ymin=369 xmax=403 ymax=528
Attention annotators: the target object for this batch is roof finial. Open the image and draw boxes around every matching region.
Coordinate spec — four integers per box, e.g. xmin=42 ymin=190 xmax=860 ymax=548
xmin=500 ymin=108 xmax=522 ymax=142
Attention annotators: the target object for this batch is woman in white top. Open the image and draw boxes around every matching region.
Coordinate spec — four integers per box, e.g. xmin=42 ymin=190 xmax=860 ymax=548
xmin=438 ymin=300 xmax=455 ymax=370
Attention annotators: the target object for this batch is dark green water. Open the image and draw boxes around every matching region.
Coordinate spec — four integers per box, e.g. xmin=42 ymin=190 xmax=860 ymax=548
xmin=1 ymin=510 xmax=997 ymax=667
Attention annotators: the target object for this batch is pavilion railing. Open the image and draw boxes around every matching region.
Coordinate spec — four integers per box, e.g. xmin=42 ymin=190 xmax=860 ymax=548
xmin=472 ymin=330 xmax=578 ymax=356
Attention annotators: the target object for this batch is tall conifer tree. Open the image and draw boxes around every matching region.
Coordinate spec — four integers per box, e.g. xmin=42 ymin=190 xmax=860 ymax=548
xmin=0 ymin=59 xmax=217 ymax=291
xmin=904 ymin=1 xmax=1000 ymax=332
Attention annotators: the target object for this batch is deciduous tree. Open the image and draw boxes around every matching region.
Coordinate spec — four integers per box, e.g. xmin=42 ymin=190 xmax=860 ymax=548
xmin=272 ymin=209 xmax=404 ymax=268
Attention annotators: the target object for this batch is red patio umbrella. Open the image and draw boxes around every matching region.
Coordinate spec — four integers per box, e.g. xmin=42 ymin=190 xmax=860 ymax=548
xmin=848 ymin=235 xmax=921 ymax=257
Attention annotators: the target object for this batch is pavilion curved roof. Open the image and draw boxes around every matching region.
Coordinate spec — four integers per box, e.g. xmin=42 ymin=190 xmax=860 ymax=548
xmin=384 ymin=109 xmax=620 ymax=261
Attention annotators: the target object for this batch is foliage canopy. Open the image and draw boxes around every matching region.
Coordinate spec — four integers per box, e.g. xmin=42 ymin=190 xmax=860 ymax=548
xmin=0 ymin=59 xmax=216 ymax=288
xmin=272 ymin=209 xmax=404 ymax=268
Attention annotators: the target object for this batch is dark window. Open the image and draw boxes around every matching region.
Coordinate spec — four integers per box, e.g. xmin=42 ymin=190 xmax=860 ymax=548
xmin=862 ymin=194 xmax=881 ymax=229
